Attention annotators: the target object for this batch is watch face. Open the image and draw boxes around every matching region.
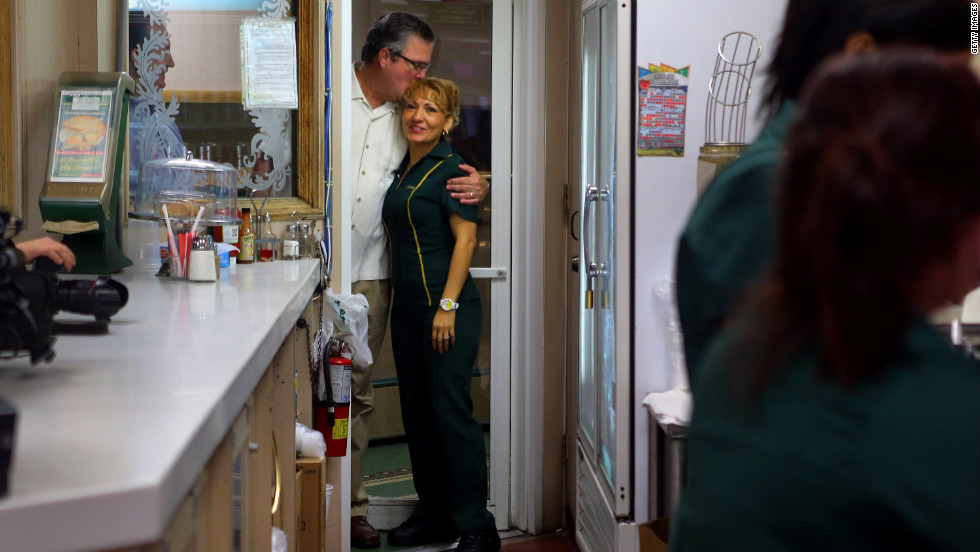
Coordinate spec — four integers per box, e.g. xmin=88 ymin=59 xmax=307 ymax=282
xmin=440 ymin=299 xmax=456 ymax=311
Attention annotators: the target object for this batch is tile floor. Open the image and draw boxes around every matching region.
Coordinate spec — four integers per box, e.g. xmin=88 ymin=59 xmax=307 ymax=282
xmin=354 ymin=529 xmax=581 ymax=552
xmin=360 ymin=436 xmax=582 ymax=552
xmin=501 ymin=532 xmax=581 ymax=552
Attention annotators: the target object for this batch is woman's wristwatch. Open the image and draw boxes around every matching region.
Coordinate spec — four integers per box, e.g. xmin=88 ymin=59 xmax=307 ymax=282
xmin=439 ymin=298 xmax=459 ymax=311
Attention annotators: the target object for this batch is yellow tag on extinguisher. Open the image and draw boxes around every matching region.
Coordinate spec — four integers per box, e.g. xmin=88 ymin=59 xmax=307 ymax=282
xmin=332 ymin=418 xmax=348 ymax=440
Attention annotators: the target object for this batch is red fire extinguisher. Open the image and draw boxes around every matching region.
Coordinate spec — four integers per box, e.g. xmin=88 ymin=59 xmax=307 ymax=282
xmin=314 ymin=338 xmax=352 ymax=457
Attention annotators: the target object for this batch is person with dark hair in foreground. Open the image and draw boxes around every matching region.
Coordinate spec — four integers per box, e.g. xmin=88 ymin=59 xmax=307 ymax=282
xmin=674 ymin=0 xmax=973 ymax=380
xmin=672 ymin=49 xmax=980 ymax=551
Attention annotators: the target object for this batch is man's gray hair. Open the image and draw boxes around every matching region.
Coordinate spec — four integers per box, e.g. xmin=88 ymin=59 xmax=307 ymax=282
xmin=360 ymin=12 xmax=435 ymax=64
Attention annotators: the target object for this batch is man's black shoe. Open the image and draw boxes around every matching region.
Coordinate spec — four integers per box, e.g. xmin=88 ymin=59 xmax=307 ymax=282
xmin=386 ymin=518 xmax=459 ymax=547
xmin=457 ymin=529 xmax=501 ymax=552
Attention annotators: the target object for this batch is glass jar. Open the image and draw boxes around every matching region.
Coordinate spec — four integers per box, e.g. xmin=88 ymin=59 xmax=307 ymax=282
xmin=258 ymin=212 xmax=278 ymax=262
xmin=281 ymin=222 xmax=300 ymax=260
xmin=297 ymin=223 xmax=312 ymax=258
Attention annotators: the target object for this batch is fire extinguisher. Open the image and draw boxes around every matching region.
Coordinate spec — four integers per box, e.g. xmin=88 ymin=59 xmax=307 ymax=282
xmin=314 ymin=338 xmax=352 ymax=457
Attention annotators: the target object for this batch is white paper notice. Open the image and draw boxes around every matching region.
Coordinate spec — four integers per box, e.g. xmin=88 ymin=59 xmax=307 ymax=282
xmin=241 ymin=18 xmax=299 ymax=109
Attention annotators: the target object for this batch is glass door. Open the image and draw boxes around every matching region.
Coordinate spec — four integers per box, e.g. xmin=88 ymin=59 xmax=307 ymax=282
xmin=578 ymin=0 xmax=632 ymax=524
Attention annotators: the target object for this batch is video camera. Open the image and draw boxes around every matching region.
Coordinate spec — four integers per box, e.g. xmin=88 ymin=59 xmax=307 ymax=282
xmin=0 ymin=208 xmax=128 ymax=364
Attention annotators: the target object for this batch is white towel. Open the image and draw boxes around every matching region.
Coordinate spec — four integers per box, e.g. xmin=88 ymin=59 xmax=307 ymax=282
xmin=642 ymin=388 xmax=692 ymax=428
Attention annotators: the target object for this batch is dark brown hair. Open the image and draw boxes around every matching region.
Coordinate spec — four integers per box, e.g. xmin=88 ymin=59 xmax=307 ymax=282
xmin=752 ymin=49 xmax=980 ymax=388
xmin=763 ymin=0 xmax=971 ymax=118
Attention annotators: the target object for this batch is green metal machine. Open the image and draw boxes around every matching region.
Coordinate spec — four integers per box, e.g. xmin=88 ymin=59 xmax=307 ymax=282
xmin=39 ymin=72 xmax=134 ymax=274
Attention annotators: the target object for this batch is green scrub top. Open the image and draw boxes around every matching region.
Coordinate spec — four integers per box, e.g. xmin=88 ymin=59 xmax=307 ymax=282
xmin=672 ymin=315 xmax=980 ymax=551
xmin=675 ymin=102 xmax=796 ymax=381
xmin=382 ymin=140 xmax=479 ymax=309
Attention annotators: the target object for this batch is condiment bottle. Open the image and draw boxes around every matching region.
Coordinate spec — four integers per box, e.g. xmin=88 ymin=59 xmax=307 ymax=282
xmin=259 ymin=212 xmax=278 ymax=262
xmin=224 ymin=209 xmax=241 ymax=266
xmin=238 ymin=207 xmax=255 ymax=264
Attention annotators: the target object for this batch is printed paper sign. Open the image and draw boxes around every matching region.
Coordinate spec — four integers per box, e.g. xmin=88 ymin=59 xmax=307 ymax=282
xmin=241 ymin=18 xmax=299 ymax=109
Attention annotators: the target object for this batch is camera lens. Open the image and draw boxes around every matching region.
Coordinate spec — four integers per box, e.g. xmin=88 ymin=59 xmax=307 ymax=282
xmin=55 ymin=277 xmax=129 ymax=321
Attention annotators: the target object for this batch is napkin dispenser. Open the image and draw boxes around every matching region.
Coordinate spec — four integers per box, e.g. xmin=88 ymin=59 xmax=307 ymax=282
xmin=38 ymin=72 xmax=135 ymax=274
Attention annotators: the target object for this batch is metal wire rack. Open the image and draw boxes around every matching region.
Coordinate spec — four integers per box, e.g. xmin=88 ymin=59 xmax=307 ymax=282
xmin=704 ymin=32 xmax=762 ymax=145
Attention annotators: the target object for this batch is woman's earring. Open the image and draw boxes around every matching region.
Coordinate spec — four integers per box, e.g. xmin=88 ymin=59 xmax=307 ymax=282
xmin=442 ymin=129 xmax=449 ymax=138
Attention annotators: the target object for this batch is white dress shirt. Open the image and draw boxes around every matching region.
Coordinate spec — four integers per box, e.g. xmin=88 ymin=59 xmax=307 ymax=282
xmin=351 ymin=64 xmax=408 ymax=282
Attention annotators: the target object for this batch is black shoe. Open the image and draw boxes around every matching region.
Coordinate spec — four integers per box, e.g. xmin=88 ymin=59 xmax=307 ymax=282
xmin=456 ymin=529 xmax=501 ymax=552
xmin=386 ymin=518 xmax=459 ymax=547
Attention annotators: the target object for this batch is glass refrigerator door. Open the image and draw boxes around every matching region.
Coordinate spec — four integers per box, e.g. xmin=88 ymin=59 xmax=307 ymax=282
xmin=578 ymin=0 xmax=631 ymax=519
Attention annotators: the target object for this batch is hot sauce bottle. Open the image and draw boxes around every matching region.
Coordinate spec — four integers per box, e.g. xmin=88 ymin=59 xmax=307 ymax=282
xmin=237 ymin=207 xmax=255 ymax=264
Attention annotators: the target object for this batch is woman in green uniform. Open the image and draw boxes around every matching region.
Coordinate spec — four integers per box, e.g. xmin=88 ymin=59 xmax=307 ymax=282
xmin=673 ymin=51 xmax=980 ymax=551
xmin=381 ymin=78 xmax=499 ymax=552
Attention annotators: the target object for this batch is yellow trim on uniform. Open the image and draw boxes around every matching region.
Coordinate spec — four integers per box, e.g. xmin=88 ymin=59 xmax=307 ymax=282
xmin=403 ymin=155 xmax=453 ymax=306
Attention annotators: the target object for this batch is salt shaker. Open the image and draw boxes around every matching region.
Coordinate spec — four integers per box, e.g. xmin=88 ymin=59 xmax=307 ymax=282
xmin=188 ymin=235 xmax=217 ymax=282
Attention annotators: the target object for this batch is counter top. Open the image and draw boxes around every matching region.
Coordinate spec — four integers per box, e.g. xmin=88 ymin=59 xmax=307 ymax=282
xmin=0 ymin=259 xmax=321 ymax=552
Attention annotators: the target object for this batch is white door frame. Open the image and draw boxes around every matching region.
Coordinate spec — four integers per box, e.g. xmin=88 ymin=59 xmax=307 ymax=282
xmin=509 ymin=0 xmax=547 ymax=534
xmin=487 ymin=0 xmax=514 ymax=531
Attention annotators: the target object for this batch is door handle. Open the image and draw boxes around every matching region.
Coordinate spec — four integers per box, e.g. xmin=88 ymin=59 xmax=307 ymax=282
xmin=571 ymin=255 xmax=579 ymax=273
xmin=582 ymin=186 xmax=597 ymax=309
xmin=582 ymin=186 xmax=608 ymax=310
xmin=469 ymin=267 xmax=508 ymax=279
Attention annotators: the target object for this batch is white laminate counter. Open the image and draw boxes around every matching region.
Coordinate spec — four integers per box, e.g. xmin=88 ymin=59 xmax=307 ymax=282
xmin=0 ymin=259 xmax=321 ymax=552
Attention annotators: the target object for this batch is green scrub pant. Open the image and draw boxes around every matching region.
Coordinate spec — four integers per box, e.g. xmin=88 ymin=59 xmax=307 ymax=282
xmin=389 ymin=298 xmax=496 ymax=532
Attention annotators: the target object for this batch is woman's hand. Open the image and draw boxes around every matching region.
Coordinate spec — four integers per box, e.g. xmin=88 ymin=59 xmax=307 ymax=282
xmin=431 ymin=309 xmax=456 ymax=353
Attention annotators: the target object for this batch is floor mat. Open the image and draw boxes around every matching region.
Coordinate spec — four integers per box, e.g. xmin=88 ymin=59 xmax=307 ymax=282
xmin=363 ymin=440 xmax=418 ymax=499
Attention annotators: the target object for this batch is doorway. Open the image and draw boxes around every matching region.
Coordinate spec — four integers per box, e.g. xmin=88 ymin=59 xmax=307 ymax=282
xmin=349 ymin=0 xmax=513 ymax=535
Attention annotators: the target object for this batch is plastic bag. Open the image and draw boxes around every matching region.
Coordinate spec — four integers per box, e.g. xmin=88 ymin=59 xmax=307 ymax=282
xmin=271 ymin=526 xmax=287 ymax=552
xmin=295 ymin=421 xmax=327 ymax=458
xmin=316 ymin=292 xmax=372 ymax=367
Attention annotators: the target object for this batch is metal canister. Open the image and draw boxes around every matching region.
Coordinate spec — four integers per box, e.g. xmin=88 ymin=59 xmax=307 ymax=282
xmin=696 ymin=143 xmax=748 ymax=197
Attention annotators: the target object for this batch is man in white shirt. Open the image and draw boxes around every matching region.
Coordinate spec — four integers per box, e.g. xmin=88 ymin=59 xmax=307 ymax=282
xmin=350 ymin=12 xmax=489 ymax=548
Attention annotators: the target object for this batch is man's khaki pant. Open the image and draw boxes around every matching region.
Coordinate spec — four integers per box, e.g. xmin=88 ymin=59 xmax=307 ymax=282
xmin=349 ymin=279 xmax=392 ymax=517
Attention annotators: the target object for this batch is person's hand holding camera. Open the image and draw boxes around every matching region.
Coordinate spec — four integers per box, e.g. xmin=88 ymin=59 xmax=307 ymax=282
xmin=16 ymin=238 xmax=75 ymax=271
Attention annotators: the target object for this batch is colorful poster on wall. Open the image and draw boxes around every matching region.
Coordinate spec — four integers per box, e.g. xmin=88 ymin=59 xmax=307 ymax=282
xmin=637 ymin=63 xmax=690 ymax=157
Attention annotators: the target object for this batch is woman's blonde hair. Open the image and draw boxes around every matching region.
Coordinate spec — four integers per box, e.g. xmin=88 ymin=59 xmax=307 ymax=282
xmin=403 ymin=77 xmax=461 ymax=133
